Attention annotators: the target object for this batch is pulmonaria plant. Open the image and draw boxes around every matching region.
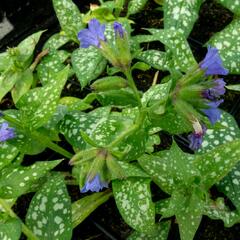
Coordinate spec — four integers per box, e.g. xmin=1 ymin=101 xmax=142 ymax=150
xmin=81 ymin=174 xmax=108 ymax=193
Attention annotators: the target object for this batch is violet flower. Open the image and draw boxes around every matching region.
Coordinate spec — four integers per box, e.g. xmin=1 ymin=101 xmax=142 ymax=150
xmin=77 ymin=19 xmax=106 ymax=48
xmin=200 ymin=46 xmax=228 ymax=76
xmin=188 ymin=123 xmax=207 ymax=151
xmin=202 ymin=78 xmax=226 ymax=100
xmin=80 ymin=174 xmax=108 ymax=193
xmin=0 ymin=122 xmax=15 ymax=142
xmin=202 ymin=100 xmax=223 ymax=125
xmin=113 ymin=22 xmax=124 ymax=38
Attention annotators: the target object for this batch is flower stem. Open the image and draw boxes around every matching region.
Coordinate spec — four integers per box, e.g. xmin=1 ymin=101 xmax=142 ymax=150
xmin=124 ymin=69 xmax=142 ymax=107
xmin=0 ymin=199 xmax=39 ymax=240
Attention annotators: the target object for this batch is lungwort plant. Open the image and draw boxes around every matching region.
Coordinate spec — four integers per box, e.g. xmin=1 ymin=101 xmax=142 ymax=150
xmin=0 ymin=0 xmax=240 ymax=239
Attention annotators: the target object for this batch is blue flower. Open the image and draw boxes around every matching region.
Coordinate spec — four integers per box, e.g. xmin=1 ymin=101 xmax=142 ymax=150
xmin=202 ymin=100 xmax=223 ymax=125
xmin=188 ymin=123 xmax=206 ymax=151
xmin=202 ymin=78 xmax=226 ymax=100
xmin=200 ymin=46 xmax=228 ymax=76
xmin=77 ymin=19 xmax=106 ymax=48
xmin=80 ymin=174 xmax=108 ymax=193
xmin=113 ymin=22 xmax=124 ymax=38
xmin=0 ymin=122 xmax=15 ymax=142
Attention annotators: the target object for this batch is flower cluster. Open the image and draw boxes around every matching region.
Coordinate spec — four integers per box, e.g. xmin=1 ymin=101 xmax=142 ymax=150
xmin=188 ymin=47 xmax=228 ymax=150
xmin=77 ymin=18 xmax=131 ymax=71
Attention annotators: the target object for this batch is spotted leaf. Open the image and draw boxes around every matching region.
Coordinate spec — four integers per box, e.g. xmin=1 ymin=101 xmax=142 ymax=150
xmin=194 ymin=139 xmax=240 ymax=189
xmin=164 ymin=0 xmax=203 ymax=37
xmin=112 ymin=178 xmax=155 ymax=233
xmin=127 ymin=0 xmax=148 ymax=15
xmin=37 ymin=51 xmax=68 ymax=85
xmin=135 ymin=50 xmax=169 ymax=71
xmin=138 ymin=142 xmax=198 ymax=194
xmin=43 ymin=33 xmax=70 ymax=50
xmin=71 ymin=47 xmax=107 ymax=88
xmin=72 ymin=191 xmax=112 ymax=228
xmin=208 ymin=19 xmax=240 ymax=74
xmin=0 ymin=160 xmax=62 ymax=198
xmin=216 ymin=0 xmax=240 ymax=16
xmin=16 ymin=66 xmax=69 ymax=130
xmin=0 ymin=219 xmax=21 ymax=240
xmin=127 ymin=221 xmax=171 ymax=240
xmin=52 ymin=0 xmax=84 ymax=41
xmin=0 ymin=142 xmax=18 ymax=171
xmin=26 ymin=174 xmax=72 ymax=240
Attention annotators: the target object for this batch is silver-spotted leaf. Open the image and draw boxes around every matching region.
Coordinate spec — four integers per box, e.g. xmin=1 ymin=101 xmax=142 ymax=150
xmin=208 ymin=19 xmax=240 ymax=74
xmin=112 ymin=178 xmax=155 ymax=233
xmin=127 ymin=0 xmax=148 ymax=15
xmin=26 ymin=174 xmax=72 ymax=240
xmin=0 ymin=142 xmax=18 ymax=171
xmin=216 ymin=0 xmax=240 ymax=15
xmin=52 ymin=0 xmax=84 ymax=40
xmin=0 ymin=219 xmax=21 ymax=240
xmin=71 ymin=47 xmax=107 ymax=88
xmin=0 ymin=160 xmax=62 ymax=198
xmin=43 ymin=33 xmax=70 ymax=50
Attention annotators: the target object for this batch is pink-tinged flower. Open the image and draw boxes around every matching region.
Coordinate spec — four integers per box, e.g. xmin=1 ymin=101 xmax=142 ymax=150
xmin=80 ymin=174 xmax=108 ymax=193
xmin=200 ymin=47 xmax=228 ymax=76
xmin=77 ymin=19 xmax=106 ymax=48
xmin=0 ymin=122 xmax=15 ymax=142
xmin=113 ymin=22 xmax=124 ymax=38
xmin=188 ymin=122 xmax=207 ymax=151
xmin=202 ymin=78 xmax=226 ymax=100
xmin=201 ymin=99 xmax=223 ymax=125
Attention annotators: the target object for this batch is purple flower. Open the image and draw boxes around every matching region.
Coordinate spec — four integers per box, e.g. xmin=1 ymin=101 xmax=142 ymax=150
xmin=188 ymin=124 xmax=206 ymax=151
xmin=113 ymin=22 xmax=124 ymax=38
xmin=0 ymin=122 xmax=15 ymax=142
xmin=202 ymin=100 xmax=223 ymax=125
xmin=80 ymin=174 xmax=108 ymax=193
xmin=200 ymin=46 xmax=228 ymax=76
xmin=77 ymin=19 xmax=106 ymax=48
xmin=202 ymin=78 xmax=226 ymax=100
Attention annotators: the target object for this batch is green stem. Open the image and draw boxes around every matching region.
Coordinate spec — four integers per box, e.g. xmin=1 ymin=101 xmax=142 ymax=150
xmin=108 ymin=109 xmax=147 ymax=148
xmin=2 ymin=114 xmax=73 ymax=159
xmin=124 ymin=69 xmax=142 ymax=107
xmin=0 ymin=199 xmax=39 ymax=240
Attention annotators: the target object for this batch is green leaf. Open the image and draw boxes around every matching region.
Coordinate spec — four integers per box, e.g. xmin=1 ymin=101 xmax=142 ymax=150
xmin=145 ymin=134 xmax=160 ymax=153
xmin=72 ymin=191 xmax=112 ymax=228
xmin=127 ymin=221 xmax=171 ymax=240
xmin=0 ymin=52 xmax=11 ymax=72
xmin=11 ymin=68 xmax=33 ymax=104
xmin=0 ymin=71 xmax=21 ymax=102
xmin=127 ymin=0 xmax=148 ymax=15
xmin=204 ymin=198 xmax=240 ymax=227
xmin=216 ymin=0 xmax=240 ymax=15
xmin=146 ymin=29 xmax=198 ymax=72
xmin=52 ymin=0 xmax=84 ymax=40
xmin=208 ymin=19 xmax=240 ymax=74
xmin=26 ymin=174 xmax=72 ymax=240
xmin=226 ymin=84 xmax=240 ymax=92
xmin=0 ymin=142 xmax=18 ymax=171
xmin=194 ymin=139 xmax=240 ymax=189
xmin=0 ymin=218 xmax=21 ymax=240
xmin=176 ymin=191 xmax=203 ymax=240
xmin=16 ymin=66 xmax=69 ymax=129
xmin=17 ymin=30 xmax=45 ymax=67
xmin=142 ymin=81 xmax=172 ymax=107
xmin=0 ymin=160 xmax=62 ymax=198
xmin=43 ymin=33 xmax=70 ymax=50
xmin=152 ymin=107 xmax=192 ymax=134
xmin=96 ymin=89 xmax=138 ymax=107
xmin=198 ymin=111 xmax=240 ymax=154
xmin=112 ymin=178 xmax=155 ymax=233
xmin=164 ymin=0 xmax=203 ymax=37
xmin=59 ymin=108 xmax=111 ymax=149
xmin=71 ymin=47 xmax=107 ymax=88
xmin=138 ymin=142 xmax=198 ymax=194
xmin=37 ymin=51 xmax=67 ymax=85
xmin=135 ymin=50 xmax=169 ymax=71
